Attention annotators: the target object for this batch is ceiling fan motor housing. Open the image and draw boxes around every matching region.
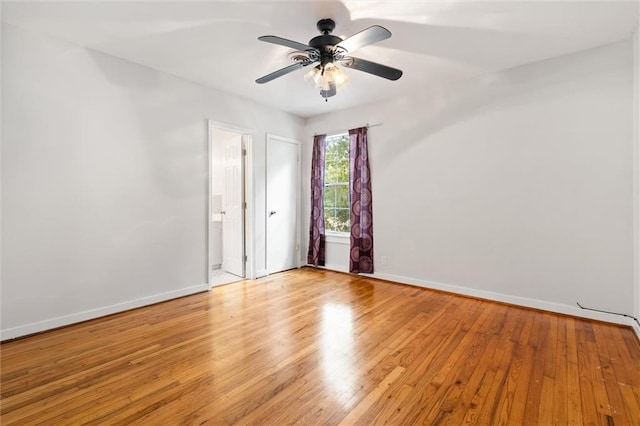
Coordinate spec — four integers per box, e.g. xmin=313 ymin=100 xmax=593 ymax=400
xmin=309 ymin=19 xmax=344 ymax=65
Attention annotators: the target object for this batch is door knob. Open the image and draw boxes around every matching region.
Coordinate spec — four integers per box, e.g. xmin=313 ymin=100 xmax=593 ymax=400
xmin=269 ymin=211 xmax=276 ymax=217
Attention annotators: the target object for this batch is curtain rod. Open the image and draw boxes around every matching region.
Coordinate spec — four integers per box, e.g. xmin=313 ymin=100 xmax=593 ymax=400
xmin=315 ymin=122 xmax=382 ymax=136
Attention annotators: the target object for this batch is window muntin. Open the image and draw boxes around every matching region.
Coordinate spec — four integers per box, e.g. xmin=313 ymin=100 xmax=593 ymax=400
xmin=324 ymin=133 xmax=349 ymax=233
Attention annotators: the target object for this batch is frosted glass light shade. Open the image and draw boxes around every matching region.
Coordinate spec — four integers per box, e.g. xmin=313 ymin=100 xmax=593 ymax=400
xmin=304 ymin=63 xmax=348 ymax=93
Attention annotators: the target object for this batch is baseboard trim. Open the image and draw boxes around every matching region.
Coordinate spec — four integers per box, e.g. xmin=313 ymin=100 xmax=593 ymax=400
xmin=322 ymin=263 xmax=350 ymax=273
xmin=632 ymin=321 xmax=640 ymax=340
xmin=256 ymin=269 xmax=268 ymax=278
xmin=368 ymin=272 xmax=636 ymax=327
xmin=1 ymin=283 xmax=209 ymax=341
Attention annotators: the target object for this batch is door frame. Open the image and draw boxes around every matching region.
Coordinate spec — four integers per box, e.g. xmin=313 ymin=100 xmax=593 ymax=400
xmin=208 ymin=120 xmax=255 ymax=289
xmin=265 ymin=133 xmax=302 ymax=274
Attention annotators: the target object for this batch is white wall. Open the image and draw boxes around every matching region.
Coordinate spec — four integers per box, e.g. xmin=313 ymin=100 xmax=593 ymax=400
xmin=0 ymin=5 xmax=3 ymax=330
xmin=634 ymin=27 xmax=640 ymax=336
xmin=1 ymin=24 xmax=304 ymax=339
xmin=305 ymin=39 xmax=635 ymax=324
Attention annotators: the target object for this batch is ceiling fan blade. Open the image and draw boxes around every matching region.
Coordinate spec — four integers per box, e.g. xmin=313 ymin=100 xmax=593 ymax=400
xmin=255 ymin=60 xmax=316 ymax=84
xmin=336 ymin=25 xmax=391 ymax=54
xmin=341 ymin=57 xmax=403 ymax=81
xmin=258 ymin=35 xmax=317 ymax=52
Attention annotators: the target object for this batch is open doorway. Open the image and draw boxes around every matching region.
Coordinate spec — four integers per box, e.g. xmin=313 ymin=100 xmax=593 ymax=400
xmin=208 ymin=122 xmax=254 ymax=288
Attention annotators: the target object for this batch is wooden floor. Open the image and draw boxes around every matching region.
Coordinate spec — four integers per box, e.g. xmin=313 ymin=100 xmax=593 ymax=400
xmin=2 ymin=268 xmax=640 ymax=425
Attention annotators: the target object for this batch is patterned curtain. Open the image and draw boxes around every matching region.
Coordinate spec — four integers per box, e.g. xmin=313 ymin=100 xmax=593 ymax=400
xmin=307 ymin=134 xmax=326 ymax=266
xmin=348 ymin=127 xmax=374 ymax=273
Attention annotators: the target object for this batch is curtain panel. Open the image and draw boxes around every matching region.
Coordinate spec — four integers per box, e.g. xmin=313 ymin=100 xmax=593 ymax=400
xmin=348 ymin=127 xmax=374 ymax=273
xmin=307 ymin=134 xmax=326 ymax=266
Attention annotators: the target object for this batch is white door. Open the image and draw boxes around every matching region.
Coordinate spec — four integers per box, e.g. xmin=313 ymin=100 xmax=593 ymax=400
xmin=222 ymin=135 xmax=245 ymax=277
xmin=266 ymin=135 xmax=299 ymax=274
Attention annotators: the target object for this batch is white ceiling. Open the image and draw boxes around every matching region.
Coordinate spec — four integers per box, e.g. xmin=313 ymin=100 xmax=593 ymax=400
xmin=3 ymin=1 xmax=639 ymax=118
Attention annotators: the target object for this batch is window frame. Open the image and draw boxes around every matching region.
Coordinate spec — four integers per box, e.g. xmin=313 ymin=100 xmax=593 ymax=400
xmin=323 ymin=132 xmax=350 ymax=236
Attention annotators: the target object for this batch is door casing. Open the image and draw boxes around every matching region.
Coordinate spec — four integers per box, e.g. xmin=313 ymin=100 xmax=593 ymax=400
xmin=208 ymin=120 xmax=255 ymax=289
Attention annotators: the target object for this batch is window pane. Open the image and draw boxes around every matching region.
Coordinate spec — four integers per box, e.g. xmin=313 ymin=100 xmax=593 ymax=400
xmin=325 ymin=134 xmax=349 ymax=161
xmin=325 ymin=208 xmax=338 ymax=232
xmin=336 ymin=184 xmax=349 ymax=208
xmin=325 ymin=161 xmax=340 ymax=184
xmin=324 ymin=185 xmax=336 ymax=208
xmin=323 ymin=133 xmax=350 ymax=233
xmin=336 ymin=208 xmax=350 ymax=233
xmin=325 ymin=162 xmax=348 ymax=184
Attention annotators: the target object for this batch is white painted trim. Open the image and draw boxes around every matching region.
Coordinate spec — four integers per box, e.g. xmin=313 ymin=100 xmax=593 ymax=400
xmin=633 ymin=27 xmax=640 ymax=341
xmin=265 ymin=133 xmax=301 ymax=274
xmin=318 ymin=263 xmax=350 ymax=273
xmin=316 ymin=263 xmax=638 ymax=329
xmin=297 ymin=138 xmax=302 ymax=269
xmin=326 ymin=232 xmax=349 ymax=245
xmin=632 ymin=322 xmax=640 ymax=341
xmin=256 ymin=268 xmax=268 ymax=278
xmin=244 ymin=133 xmax=256 ymax=280
xmin=207 ymin=122 xmax=214 ymax=288
xmin=367 ymin=272 xmax=636 ymax=327
xmin=0 ymin=283 xmax=209 ymax=341
xmin=0 ymin=8 xmax=3 ymax=333
xmin=207 ymin=120 xmax=256 ymax=287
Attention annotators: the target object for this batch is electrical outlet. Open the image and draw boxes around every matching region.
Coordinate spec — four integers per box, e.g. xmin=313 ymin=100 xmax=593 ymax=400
xmin=381 ymin=256 xmax=387 ymax=266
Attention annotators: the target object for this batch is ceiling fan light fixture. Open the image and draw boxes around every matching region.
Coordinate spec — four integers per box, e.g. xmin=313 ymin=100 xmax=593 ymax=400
xmin=323 ymin=63 xmax=348 ymax=88
xmin=304 ymin=66 xmax=321 ymax=82
xmin=313 ymin=69 xmax=325 ymax=89
xmin=304 ymin=62 xmax=348 ymax=96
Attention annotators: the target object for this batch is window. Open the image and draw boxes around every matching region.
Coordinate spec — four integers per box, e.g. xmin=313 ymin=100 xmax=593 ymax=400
xmin=324 ymin=133 xmax=350 ymax=233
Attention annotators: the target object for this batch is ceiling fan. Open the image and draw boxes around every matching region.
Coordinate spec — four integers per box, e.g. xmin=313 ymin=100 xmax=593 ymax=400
xmin=255 ymin=19 xmax=403 ymax=99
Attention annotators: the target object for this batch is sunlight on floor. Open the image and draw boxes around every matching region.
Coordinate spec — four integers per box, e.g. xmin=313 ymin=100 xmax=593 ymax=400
xmin=322 ymin=303 xmax=356 ymax=409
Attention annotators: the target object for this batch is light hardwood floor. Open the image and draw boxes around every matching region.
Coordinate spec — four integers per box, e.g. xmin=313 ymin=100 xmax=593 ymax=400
xmin=2 ymin=268 xmax=640 ymax=425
